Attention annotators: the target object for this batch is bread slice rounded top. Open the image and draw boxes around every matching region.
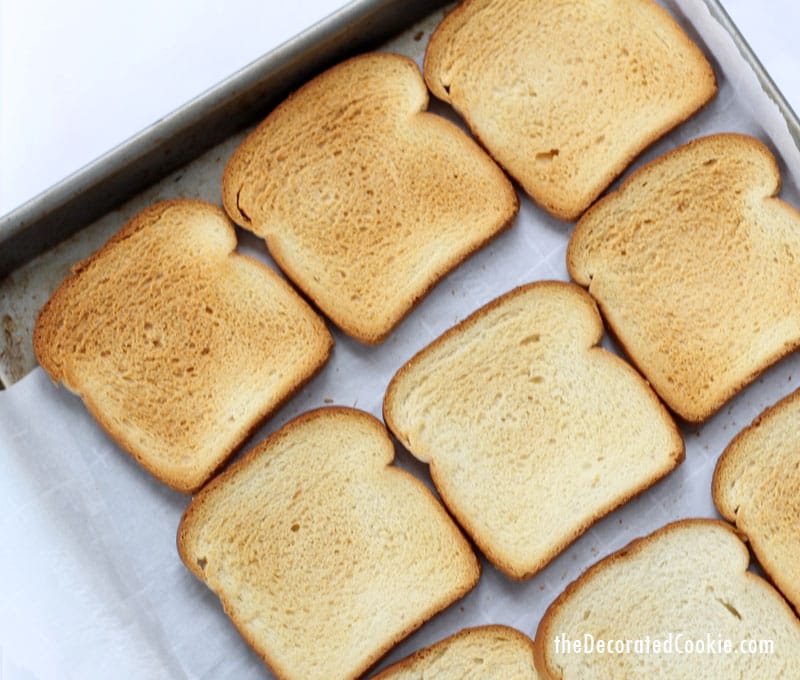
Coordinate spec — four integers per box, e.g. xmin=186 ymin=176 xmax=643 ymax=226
xmin=373 ymin=625 xmax=540 ymax=679
xmin=424 ymin=0 xmax=716 ymax=220
xmin=713 ymin=388 xmax=800 ymax=613
xmin=177 ymin=406 xmax=480 ymax=680
xmin=222 ymin=51 xmax=518 ymax=343
xmin=33 ymin=199 xmax=332 ymax=493
xmin=384 ymin=280 xmax=683 ymax=580
xmin=534 ymin=518 xmax=800 ymax=679
xmin=568 ymin=132 xmax=800 ymax=422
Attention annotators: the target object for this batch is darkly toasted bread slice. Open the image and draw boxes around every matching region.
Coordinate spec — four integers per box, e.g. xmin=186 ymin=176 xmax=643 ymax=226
xmin=222 ymin=51 xmax=518 ymax=344
xmin=34 ymin=199 xmax=332 ymax=493
xmin=568 ymin=133 xmax=800 ymax=422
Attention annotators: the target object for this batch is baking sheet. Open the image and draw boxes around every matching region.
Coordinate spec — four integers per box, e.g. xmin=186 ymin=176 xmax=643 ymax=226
xmin=2 ymin=1 xmax=800 ymax=678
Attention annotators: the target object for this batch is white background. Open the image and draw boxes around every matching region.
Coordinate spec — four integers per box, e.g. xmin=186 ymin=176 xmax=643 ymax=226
xmin=1 ymin=0 xmax=798 ymax=218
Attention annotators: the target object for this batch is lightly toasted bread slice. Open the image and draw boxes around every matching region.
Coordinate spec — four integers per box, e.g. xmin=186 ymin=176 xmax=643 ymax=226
xmin=177 ymin=407 xmax=480 ymax=680
xmin=222 ymin=51 xmax=518 ymax=344
xmin=33 ymin=200 xmax=332 ymax=493
xmin=533 ymin=519 xmax=800 ymax=679
xmin=568 ymin=133 xmax=800 ymax=423
xmin=384 ymin=281 xmax=683 ymax=580
xmin=713 ymin=388 xmax=800 ymax=613
xmin=373 ymin=625 xmax=540 ymax=679
xmin=424 ymin=0 xmax=717 ymax=220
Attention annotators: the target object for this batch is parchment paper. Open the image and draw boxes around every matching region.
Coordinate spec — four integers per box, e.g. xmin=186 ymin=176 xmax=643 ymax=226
xmin=2 ymin=1 xmax=800 ymax=678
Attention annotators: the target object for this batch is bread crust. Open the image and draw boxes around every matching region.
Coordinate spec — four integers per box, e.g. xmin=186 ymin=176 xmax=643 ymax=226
xmin=33 ymin=199 xmax=333 ymax=493
xmin=222 ymin=51 xmax=518 ymax=343
xmin=568 ymin=133 xmax=800 ymax=423
xmin=177 ymin=407 xmax=480 ymax=680
xmin=712 ymin=388 xmax=800 ymax=613
xmin=385 ymin=280 xmax=683 ymax=580
xmin=424 ymin=0 xmax=717 ymax=220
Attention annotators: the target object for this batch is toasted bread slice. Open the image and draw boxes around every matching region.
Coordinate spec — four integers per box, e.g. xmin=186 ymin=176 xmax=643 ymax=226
xmin=33 ymin=200 xmax=332 ymax=493
xmin=373 ymin=625 xmax=539 ymax=679
xmin=384 ymin=281 xmax=683 ymax=580
xmin=534 ymin=519 xmax=800 ymax=679
xmin=423 ymin=0 xmax=716 ymax=221
xmin=568 ymin=133 xmax=800 ymax=422
xmin=222 ymin=51 xmax=518 ymax=344
xmin=713 ymin=389 xmax=800 ymax=613
xmin=177 ymin=407 xmax=480 ymax=680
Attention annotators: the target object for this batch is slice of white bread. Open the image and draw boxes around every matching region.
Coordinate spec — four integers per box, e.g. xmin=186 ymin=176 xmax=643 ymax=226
xmin=384 ymin=281 xmax=683 ymax=580
xmin=222 ymin=51 xmax=518 ymax=344
xmin=33 ymin=200 xmax=332 ymax=493
xmin=568 ymin=133 xmax=800 ymax=422
xmin=534 ymin=519 xmax=800 ymax=679
xmin=177 ymin=407 xmax=480 ymax=680
xmin=713 ymin=388 xmax=800 ymax=613
xmin=424 ymin=0 xmax=716 ymax=220
xmin=373 ymin=625 xmax=540 ymax=679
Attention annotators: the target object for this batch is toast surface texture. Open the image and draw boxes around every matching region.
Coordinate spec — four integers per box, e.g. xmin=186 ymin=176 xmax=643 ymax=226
xmin=373 ymin=625 xmax=540 ymax=679
xmin=713 ymin=388 xmax=800 ymax=613
xmin=177 ymin=407 xmax=480 ymax=680
xmin=33 ymin=200 xmax=332 ymax=493
xmin=222 ymin=51 xmax=518 ymax=343
xmin=568 ymin=133 xmax=800 ymax=422
xmin=384 ymin=281 xmax=683 ymax=579
xmin=534 ymin=519 xmax=800 ymax=679
xmin=424 ymin=0 xmax=716 ymax=220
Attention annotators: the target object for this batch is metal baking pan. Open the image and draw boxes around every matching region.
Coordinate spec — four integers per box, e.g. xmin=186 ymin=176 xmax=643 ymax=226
xmin=2 ymin=1 xmax=800 ymax=677
xmin=1 ymin=0 xmax=799 ymax=388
